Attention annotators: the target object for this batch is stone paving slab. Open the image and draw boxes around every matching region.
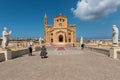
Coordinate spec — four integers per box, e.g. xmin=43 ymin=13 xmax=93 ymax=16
xmin=0 ymin=50 xmax=120 ymax=80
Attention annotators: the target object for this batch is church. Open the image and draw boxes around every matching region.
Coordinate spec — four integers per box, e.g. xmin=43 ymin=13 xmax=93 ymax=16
xmin=44 ymin=13 xmax=76 ymax=44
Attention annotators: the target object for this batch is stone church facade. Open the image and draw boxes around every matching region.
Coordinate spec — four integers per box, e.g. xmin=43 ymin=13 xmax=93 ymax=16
xmin=44 ymin=13 xmax=76 ymax=44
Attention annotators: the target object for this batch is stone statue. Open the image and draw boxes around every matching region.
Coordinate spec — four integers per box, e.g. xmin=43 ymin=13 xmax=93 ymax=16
xmin=39 ymin=37 xmax=42 ymax=46
xmin=2 ymin=27 xmax=12 ymax=49
xmin=112 ymin=25 xmax=119 ymax=46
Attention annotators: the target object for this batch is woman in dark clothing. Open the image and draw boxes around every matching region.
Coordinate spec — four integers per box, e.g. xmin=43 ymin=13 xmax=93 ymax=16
xmin=40 ymin=45 xmax=47 ymax=58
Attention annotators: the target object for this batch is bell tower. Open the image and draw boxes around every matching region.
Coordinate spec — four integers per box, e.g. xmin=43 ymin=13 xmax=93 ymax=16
xmin=44 ymin=13 xmax=48 ymax=42
xmin=44 ymin=13 xmax=48 ymax=25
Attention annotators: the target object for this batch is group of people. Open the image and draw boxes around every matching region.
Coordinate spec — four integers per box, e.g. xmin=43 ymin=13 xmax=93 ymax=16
xmin=28 ymin=43 xmax=85 ymax=58
xmin=28 ymin=45 xmax=48 ymax=59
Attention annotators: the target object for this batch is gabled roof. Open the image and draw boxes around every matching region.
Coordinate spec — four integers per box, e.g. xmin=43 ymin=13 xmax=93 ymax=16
xmin=54 ymin=13 xmax=67 ymax=18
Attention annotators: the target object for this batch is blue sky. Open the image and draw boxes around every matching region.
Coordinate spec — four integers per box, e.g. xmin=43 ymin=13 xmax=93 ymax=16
xmin=0 ymin=0 xmax=120 ymax=39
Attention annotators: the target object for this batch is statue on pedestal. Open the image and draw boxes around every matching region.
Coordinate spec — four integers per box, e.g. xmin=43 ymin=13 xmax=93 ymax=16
xmin=2 ymin=27 xmax=12 ymax=49
xmin=112 ymin=25 xmax=119 ymax=46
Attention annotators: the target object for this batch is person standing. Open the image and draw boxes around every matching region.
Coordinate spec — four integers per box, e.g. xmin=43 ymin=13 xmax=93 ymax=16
xmin=28 ymin=45 xmax=32 ymax=56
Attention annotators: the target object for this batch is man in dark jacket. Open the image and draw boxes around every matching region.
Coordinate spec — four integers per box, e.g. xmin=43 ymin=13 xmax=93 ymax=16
xmin=40 ymin=45 xmax=47 ymax=58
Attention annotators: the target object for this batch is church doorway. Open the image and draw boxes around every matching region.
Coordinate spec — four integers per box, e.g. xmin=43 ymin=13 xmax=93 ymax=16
xmin=59 ymin=35 xmax=63 ymax=42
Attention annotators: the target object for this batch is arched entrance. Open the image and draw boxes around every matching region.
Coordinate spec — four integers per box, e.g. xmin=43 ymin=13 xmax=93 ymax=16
xmin=59 ymin=35 xmax=63 ymax=42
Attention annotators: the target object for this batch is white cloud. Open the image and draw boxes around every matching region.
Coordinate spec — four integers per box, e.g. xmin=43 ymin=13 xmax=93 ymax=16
xmin=71 ymin=0 xmax=120 ymax=21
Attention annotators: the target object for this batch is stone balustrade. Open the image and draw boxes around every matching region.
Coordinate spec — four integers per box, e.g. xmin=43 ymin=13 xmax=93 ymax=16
xmin=85 ymin=47 xmax=110 ymax=56
xmin=9 ymin=49 xmax=29 ymax=59
xmin=0 ymin=48 xmax=29 ymax=61
xmin=86 ymin=46 xmax=120 ymax=60
xmin=0 ymin=46 xmax=41 ymax=62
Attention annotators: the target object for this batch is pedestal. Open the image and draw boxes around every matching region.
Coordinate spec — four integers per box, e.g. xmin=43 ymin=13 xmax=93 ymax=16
xmin=110 ymin=46 xmax=120 ymax=59
xmin=0 ymin=49 xmax=11 ymax=61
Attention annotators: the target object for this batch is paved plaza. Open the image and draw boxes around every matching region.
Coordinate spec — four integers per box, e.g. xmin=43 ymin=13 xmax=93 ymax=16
xmin=0 ymin=47 xmax=120 ymax=80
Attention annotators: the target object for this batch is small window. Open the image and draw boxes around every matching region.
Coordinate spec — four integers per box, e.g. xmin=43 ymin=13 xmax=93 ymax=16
xmin=60 ymin=18 xmax=61 ymax=21
xmin=51 ymin=33 xmax=53 ymax=36
xmin=57 ymin=20 xmax=59 ymax=22
xmin=69 ymin=33 xmax=71 ymax=35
